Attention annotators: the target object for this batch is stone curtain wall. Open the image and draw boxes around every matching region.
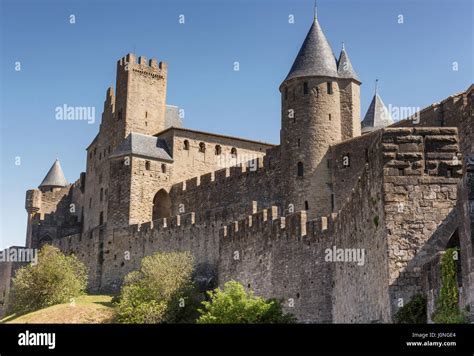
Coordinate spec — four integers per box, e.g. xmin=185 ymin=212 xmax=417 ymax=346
xmin=218 ymin=209 xmax=335 ymax=323
xmin=169 ymin=154 xmax=283 ymax=223
xmin=332 ymin=131 xmax=392 ymax=323
xmin=331 ymin=130 xmax=379 ymax=211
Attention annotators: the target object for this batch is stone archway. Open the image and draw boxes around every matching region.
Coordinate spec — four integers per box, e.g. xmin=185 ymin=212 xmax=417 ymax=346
xmin=152 ymin=189 xmax=171 ymax=221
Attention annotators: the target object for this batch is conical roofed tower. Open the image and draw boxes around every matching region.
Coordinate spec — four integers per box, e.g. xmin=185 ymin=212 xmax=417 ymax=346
xmin=39 ymin=159 xmax=68 ymax=191
xmin=279 ymin=11 xmax=344 ymax=219
xmin=337 ymin=43 xmax=362 ymax=139
xmin=361 ymin=92 xmax=394 ymax=133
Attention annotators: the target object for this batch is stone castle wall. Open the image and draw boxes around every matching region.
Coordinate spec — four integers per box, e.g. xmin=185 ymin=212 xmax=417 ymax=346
xmin=43 ymin=127 xmax=465 ymax=323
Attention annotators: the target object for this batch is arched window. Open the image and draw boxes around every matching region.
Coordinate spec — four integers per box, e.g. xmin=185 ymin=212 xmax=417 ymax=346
xmin=145 ymin=161 xmax=151 ymax=170
xmin=231 ymin=147 xmax=237 ymax=157
xmin=199 ymin=142 xmax=206 ymax=153
xmin=215 ymin=145 xmax=222 ymax=155
xmin=161 ymin=164 xmax=166 ymax=173
xmin=297 ymin=162 xmax=304 ymax=177
xmin=183 ymin=140 xmax=189 ymax=150
xmin=152 ymin=189 xmax=172 ymax=220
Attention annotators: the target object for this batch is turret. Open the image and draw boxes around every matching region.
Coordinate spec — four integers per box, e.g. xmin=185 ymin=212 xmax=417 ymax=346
xmin=361 ymin=84 xmax=394 ymax=133
xmin=279 ymin=11 xmax=341 ymax=218
xmin=337 ymin=42 xmax=361 ymax=139
xmin=38 ymin=159 xmax=68 ymax=192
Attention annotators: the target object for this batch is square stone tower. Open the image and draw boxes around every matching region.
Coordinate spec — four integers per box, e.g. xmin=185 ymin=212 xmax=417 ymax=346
xmin=114 ymin=53 xmax=168 ymax=140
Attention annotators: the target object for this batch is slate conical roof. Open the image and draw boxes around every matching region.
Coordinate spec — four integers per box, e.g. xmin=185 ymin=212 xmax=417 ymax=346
xmin=284 ymin=18 xmax=338 ymax=83
xmin=337 ymin=44 xmax=360 ymax=82
xmin=39 ymin=159 xmax=68 ymax=189
xmin=361 ymin=93 xmax=394 ymax=133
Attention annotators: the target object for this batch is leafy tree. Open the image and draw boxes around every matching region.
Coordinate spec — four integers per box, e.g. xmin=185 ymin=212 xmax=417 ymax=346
xmin=432 ymin=248 xmax=469 ymax=324
xmin=197 ymin=280 xmax=296 ymax=324
xmin=116 ymin=251 xmax=199 ymax=323
xmin=8 ymin=245 xmax=87 ymax=314
xmin=394 ymin=294 xmax=427 ymax=324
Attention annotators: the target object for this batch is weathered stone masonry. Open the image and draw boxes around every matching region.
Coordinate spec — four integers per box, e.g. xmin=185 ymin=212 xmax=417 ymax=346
xmin=2 ymin=15 xmax=472 ymax=322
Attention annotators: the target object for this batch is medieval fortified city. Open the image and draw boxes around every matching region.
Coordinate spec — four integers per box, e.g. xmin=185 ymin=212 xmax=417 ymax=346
xmin=0 ymin=1 xmax=473 ymax=336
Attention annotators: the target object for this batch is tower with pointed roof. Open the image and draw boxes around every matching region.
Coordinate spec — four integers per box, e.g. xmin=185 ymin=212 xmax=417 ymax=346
xmin=38 ymin=159 xmax=68 ymax=192
xmin=337 ymin=42 xmax=362 ymax=139
xmin=280 ymin=9 xmax=359 ymax=218
xmin=361 ymin=85 xmax=394 ymax=133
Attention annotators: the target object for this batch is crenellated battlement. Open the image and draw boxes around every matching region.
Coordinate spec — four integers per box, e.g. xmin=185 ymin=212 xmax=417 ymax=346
xmin=117 ymin=53 xmax=167 ymax=76
xmin=220 ymin=207 xmax=337 ymax=242
xmin=172 ymin=157 xmax=267 ymax=194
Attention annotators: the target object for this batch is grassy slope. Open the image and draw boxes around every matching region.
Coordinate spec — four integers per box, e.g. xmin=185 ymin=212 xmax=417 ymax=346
xmin=0 ymin=295 xmax=116 ymax=324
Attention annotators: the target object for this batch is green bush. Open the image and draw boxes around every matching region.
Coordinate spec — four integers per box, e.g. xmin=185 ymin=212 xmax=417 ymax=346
xmin=394 ymin=294 xmax=427 ymax=324
xmin=197 ymin=280 xmax=296 ymax=324
xmin=432 ymin=248 xmax=469 ymax=324
xmin=8 ymin=245 xmax=88 ymax=314
xmin=116 ymin=251 xmax=199 ymax=323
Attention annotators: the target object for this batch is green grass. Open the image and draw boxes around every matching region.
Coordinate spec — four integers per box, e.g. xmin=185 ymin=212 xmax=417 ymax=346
xmin=0 ymin=295 xmax=117 ymax=324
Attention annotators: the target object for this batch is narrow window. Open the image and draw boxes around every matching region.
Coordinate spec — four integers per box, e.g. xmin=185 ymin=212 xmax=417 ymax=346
xmin=285 ymin=87 xmax=288 ymax=100
xmin=231 ymin=147 xmax=237 ymax=157
xmin=161 ymin=164 xmax=166 ymax=173
xmin=304 ymin=201 xmax=309 ymax=210
xmin=199 ymin=142 xmax=206 ymax=153
xmin=145 ymin=111 xmax=148 ymax=118
xmin=100 ymin=188 xmax=103 ymax=202
xmin=183 ymin=140 xmax=189 ymax=150
xmin=117 ymin=109 xmax=122 ymax=120
xmin=316 ymin=87 xmax=320 ymax=98
xmin=99 ymin=174 xmax=102 ymax=184
xmin=297 ymin=162 xmax=304 ymax=177
xmin=329 ymin=114 xmax=332 ymax=121
xmin=327 ymin=82 xmax=333 ymax=94
xmin=399 ymin=168 xmax=405 ymax=176
xmin=303 ymin=82 xmax=308 ymax=95
xmin=215 ymin=145 xmax=222 ymax=155
xmin=89 ymin=198 xmax=92 ymax=208
xmin=331 ymin=194 xmax=335 ymax=211
xmin=108 ymin=146 xmax=111 ymax=154
xmin=297 ymin=138 xmax=301 ymax=148
xmin=99 ymin=212 xmax=104 ymax=225
xmin=145 ymin=160 xmax=151 ymax=170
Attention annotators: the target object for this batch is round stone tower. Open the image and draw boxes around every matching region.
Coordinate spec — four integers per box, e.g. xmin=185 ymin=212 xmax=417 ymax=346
xmin=280 ymin=15 xmax=342 ymax=219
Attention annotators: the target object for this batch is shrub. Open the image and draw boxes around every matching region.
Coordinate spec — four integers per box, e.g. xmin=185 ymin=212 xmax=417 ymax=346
xmin=197 ymin=280 xmax=296 ymax=324
xmin=394 ymin=294 xmax=427 ymax=324
xmin=432 ymin=248 xmax=469 ymax=324
xmin=8 ymin=245 xmax=87 ymax=314
xmin=116 ymin=251 xmax=198 ymax=323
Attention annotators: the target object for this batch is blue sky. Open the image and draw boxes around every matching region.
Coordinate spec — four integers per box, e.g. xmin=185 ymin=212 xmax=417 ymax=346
xmin=1 ymin=0 xmax=472 ymax=249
